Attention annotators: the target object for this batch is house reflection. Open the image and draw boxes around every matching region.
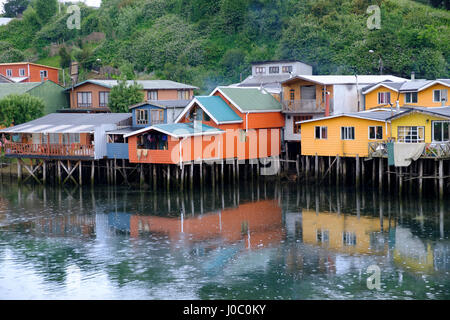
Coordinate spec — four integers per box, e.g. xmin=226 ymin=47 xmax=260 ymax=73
xmin=109 ymin=199 xmax=283 ymax=250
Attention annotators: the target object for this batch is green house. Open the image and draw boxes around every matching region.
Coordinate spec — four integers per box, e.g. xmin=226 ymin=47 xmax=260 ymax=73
xmin=0 ymin=80 xmax=69 ymax=114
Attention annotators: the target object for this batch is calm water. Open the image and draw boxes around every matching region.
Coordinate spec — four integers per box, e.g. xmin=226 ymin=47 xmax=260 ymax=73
xmin=0 ymin=181 xmax=448 ymax=300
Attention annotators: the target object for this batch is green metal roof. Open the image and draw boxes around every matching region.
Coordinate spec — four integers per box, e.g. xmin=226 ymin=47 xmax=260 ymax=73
xmin=216 ymin=87 xmax=282 ymax=112
xmin=0 ymin=82 xmax=42 ymax=99
xmin=196 ymin=96 xmax=242 ymax=123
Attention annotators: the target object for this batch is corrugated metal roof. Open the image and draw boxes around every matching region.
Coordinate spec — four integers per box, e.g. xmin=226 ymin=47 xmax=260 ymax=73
xmin=215 ymin=87 xmax=282 ymax=112
xmin=106 ymin=127 xmax=137 ymax=135
xmin=283 ymin=75 xmax=408 ymax=85
xmin=0 ymin=82 xmax=42 ymax=99
xmin=129 ymin=99 xmax=192 ymax=110
xmin=196 ymin=96 xmax=242 ymax=123
xmin=70 ymin=79 xmax=199 ymax=90
xmin=363 ymin=79 xmax=450 ymax=94
xmin=125 ymin=122 xmax=224 ymax=138
xmin=0 ymin=113 xmax=132 ymax=134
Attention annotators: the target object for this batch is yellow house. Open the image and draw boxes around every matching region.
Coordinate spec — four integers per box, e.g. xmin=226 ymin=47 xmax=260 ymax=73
xmin=299 ymin=107 xmax=450 ymax=158
xmin=299 ymin=110 xmax=393 ymax=157
xmin=302 ymin=209 xmax=390 ymax=255
xmin=363 ymin=79 xmax=449 ymax=110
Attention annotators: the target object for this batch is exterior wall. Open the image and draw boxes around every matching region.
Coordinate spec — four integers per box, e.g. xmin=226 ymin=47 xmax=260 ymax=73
xmin=301 ymin=116 xmax=387 ymax=157
xmin=106 ymin=143 xmax=129 ymax=159
xmin=69 ymin=83 xmax=112 ymax=109
xmin=28 ymin=81 xmax=69 ymax=114
xmin=390 ymin=112 xmax=448 ymax=143
xmin=365 ymin=86 xmax=400 ymax=110
xmin=146 ymin=89 xmax=194 ymax=101
xmin=252 ymin=61 xmax=312 ymax=77
xmin=284 ymin=113 xmax=323 ymax=142
xmin=333 ymin=84 xmax=361 ymax=114
xmin=282 ymin=80 xmax=333 ymax=113
xmin=132 ymin=105 xmax=167 ymax=128
xmin=0 ymin=64 xmax=59 ymax=83
xmin=365 ymin=83 xmax=450 ymax=110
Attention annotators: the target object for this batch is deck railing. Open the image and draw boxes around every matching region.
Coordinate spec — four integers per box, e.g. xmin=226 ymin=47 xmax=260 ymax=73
xmin=368 ymin=141 xmax=450 ymax=159
xmin=3 ymin=143 xmax=95 ymax=158
xmin=282 ymin=99 xmax=334 ymax=114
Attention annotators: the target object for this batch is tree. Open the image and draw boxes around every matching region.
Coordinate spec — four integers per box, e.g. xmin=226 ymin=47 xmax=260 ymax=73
xmin=0 ymin=94 xmax=44 ymax=127
xmin=0 ymin=48 xmax=26 ymax=63
xmin=3 ymin=0 xmax=30 ymax=17
xmin=108 ymin=80 xmax=144 ymax=113
xmin=34 ymin=0 xmax=57 ymax=25
xmin=59 ymin=46 xmax=71 ymax=69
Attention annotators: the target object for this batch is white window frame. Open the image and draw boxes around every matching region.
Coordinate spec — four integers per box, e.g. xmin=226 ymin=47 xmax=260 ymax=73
xmin=377 ymin=92 xmax=391 ymax=105
xmin=77 ymin=92 xmax=92 ymax=108
xmin=99 ymin=91 xmax=109 ymax=107
xmin=315 ymin=126 xmax=328 ymax=139
xmin=368 ymin=126 xmax=383 ymax=140
xmin=62 ymin=133 xmax=80 ymax=145
xmin=432 ymin=121 xmax=450 ymax=142
xmin=40 ymin=70 xmax=48 ymax=79
xmin=147 ymin=90 xmax=158 ymax=100
xmin=136 ymin=109 xmax=149 ymax=125
xmin=404 ymin=92 xmax=418 ymax=104
xmin=255 ymin=67 xmax=265 ymax=74
xmin=6 ymin=69 xmax=12 ymax=77
xmin=282 ymin=66 xmax=293 ymax=73
xmin=269 ymin=66 xmax=279 ymax=74
xmin=341 ymin=126 xmax=355 ymax=140
xmin=397 ymin=126 xmax=425 ymax=143
xmin=433 ymin=89 xmax=448 ymax=103
xmin=343 ymin=232 xmax=357 ymax=246
xmin=19 ymin=69 xmax=26 ymax=77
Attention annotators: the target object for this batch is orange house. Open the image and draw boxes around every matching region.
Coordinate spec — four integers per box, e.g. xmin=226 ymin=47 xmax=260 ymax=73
xmin=124 ymin=87 xmax=285 ymax=164
xmin=0 ymin=62 xmax=59 ymax=84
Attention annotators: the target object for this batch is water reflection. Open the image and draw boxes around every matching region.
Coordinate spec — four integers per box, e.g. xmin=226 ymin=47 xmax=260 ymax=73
xmin=0 ymin=182 xmax=448 ymax=299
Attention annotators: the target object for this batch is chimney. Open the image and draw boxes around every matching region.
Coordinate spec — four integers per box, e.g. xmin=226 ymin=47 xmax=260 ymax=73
xmin=396 ymin=100 xmax=400 ymax=112
xmin=193 ymin=111 xmax=201 ymax=132
xmin=411 ymin=71 xmax=415 ymax=81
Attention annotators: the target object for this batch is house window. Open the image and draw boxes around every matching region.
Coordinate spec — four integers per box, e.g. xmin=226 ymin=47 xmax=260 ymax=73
xmin=62 ymin=133 xmax=80 ymax=145
xmin=404 ymin=92 xmax=418 ymax=104
xmin=378 ymin=92 xmax=391 ymax=105
xmin=136 ymin=109 xmax=149 ymax=125
xmin=99 ymin=91 xmax=109 ymax=107
xmin=343 ymin=232 xmax=357 ymax=246
xmin=139 ymin=132 xmax=168 ymax=150
xmin=293 ymin=116 xmax=312 ymax=134
xmin=19 ymin=69 xmax=25 ymax=77
xmin=150 ymin=109 xmax=164 ymax=124
xmin=368 ymin=126 xmax=383 ymax=140
xmin=40 ymin=70 xmax=48 ymax=79
xmin=147 ymin=90 xmax=158 ymax=100
xmin=255 ymin=67 xmax=265 ymax=74
xmin=341 ymin=127 xmax=355 ymax=140
xmin=269 ymin=66 xmax=279 ymax=74
xmin=398 ymin=126 xmax=425 ymax=143
xmin=432 ymin=121 xmax=450 ymax=142
xmin=178 ymin=90 xmax=191 ymax=100
xmin=42 ymin=133 xmax=60 ymax=145
xmin=315 ymin=126 xmax=327 ymax=139
xmin=316 ymin=229 xmax=329 ymax=244
xmin=433 ymin=89 xmax=448 ymax=103
xmin=187 ymin=106 xmax=211 ymax=122
xmin=289 ymin=89 xmax=295 ymax=101
xmin=6 ymin=69 xmax=12 ymax=77
xmin=77 ymin=92 xmax=92 ymax=108
xmin=282 ymin=66 xmax=293 ymax=73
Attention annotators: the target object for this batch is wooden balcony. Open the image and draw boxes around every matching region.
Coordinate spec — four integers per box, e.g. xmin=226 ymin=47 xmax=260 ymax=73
xmin=282 ymin=99 xmax=331 ymax=114
xmin=368 ymin=141 xmax=450 ymax=159
xmin=3 ymin=143 xmax=95 ymax=159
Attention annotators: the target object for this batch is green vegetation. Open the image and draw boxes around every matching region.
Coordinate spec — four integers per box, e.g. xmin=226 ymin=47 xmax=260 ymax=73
xmin=109 ymin=80 xmax=144 ymax=113
xmin=0 ymin=0 xmax=448 ymax=93
xmin=0 ymin=94 xmax=45 ymax=126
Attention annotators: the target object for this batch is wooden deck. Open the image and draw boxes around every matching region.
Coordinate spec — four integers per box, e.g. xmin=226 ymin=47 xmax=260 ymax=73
xmin=368 ymin=141 xmax=450 ymax=159
xmin=3 ymin=143 xmax=95 ymax=159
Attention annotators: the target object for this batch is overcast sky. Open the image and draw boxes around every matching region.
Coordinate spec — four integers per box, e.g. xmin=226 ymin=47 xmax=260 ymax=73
xmin=0 ymin=0 xmax=102 ymax=14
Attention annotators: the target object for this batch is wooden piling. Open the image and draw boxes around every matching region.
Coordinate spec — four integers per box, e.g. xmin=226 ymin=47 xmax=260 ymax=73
xmin=91 ymin=160 xmax=95 ymax=186
xmin=378 ymin=157 xmax=383 ymax=193
xmin=439 ymin=159 xmax=444 ymax=200
xmin=355 ymin=155 xmax=360 ymax=189
xmin=42 ymin=160 xmax=47 ymax=185
xmin=315 ymin=154 xmax=319 ymax=181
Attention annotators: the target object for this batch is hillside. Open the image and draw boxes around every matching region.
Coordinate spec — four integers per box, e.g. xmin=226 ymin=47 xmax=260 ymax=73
xmin=0 ymin=0 xmax=449 ymax=94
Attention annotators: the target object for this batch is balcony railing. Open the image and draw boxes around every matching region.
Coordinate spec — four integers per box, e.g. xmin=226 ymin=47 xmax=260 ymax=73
xmin=3 ymin=143 xmax=95 ymax=158
xmin=368 ymin=141 xmax=450 ymax=159
xmin=282 ymin=99 xmax=332 ymax=113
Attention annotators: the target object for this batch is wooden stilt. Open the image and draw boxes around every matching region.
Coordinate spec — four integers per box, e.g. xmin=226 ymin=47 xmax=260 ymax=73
xmin=91 ymin=160 xmax=95 ymax=186
xmin=315 ymin=154 xmax=319 ymax=181
xmin=167 ymin=165 xmax=170 ymax=192
xmin=439 ymin=159 xmax=444 ymax=200
xmin=153 ymin=164 xmax=157 ymax=190
xmin=419 ymin=159 xmax=423 ymax=196
xmin=79 ymin=161 xmax=82 ymax=185
xmin=57 ymin=160 xmax=61 ymax=185
xmin=180 ymin=164 xmax=184 ymax=192
xmin=17 ymin=159 xmax=22 ymax=183
xmin=378 ymin=157 xmax=383 ymax=194
xmin=356 ymin=155 xmax=360 ymax=189
xmin=190 ymin=162 xmax=194 ymax=191
xmin=43 ymin=160 xmax=47 ymax=185
xmin=336 ymin=155 xmax=340 ymax=186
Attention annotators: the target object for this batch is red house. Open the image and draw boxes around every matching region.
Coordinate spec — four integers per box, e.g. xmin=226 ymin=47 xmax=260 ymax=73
xmin=0 ymin=62 xmax=59 ymax=84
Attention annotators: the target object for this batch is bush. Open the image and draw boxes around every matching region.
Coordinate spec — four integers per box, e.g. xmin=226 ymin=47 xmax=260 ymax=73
xmin=0 ymin=94 xmax=45 ymax=127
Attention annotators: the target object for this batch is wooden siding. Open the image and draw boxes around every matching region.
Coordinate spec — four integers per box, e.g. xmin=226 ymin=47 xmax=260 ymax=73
xmin=301 ymin=116 xmax=387 ymax=157
xmin=390 ymin=112 xmax=449 ymax=143
xmin=0 ymin=63 xmax=59 ymax=84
